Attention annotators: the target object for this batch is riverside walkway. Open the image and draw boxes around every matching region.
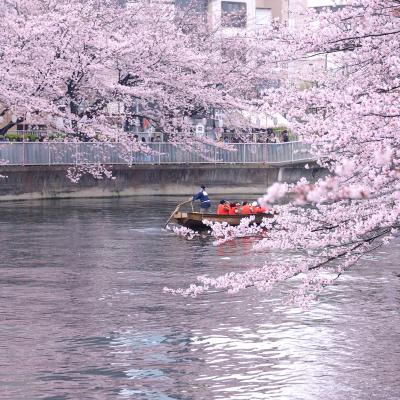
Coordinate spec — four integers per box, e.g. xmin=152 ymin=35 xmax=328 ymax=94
xmin=0 ymin=141 xmax=314 ymax=166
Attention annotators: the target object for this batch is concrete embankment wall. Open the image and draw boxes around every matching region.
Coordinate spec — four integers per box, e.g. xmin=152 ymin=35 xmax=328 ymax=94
xmin=0 ymin=163 xmax=326 ymax=201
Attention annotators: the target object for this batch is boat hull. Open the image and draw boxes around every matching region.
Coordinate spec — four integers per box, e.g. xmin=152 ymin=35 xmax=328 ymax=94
xmin=172 ymin=211 xmax=272 ymax=231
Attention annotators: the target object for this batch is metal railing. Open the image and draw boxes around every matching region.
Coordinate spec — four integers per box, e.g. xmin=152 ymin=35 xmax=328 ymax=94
xmin=0 ymin=142 xmax=314 ymax=166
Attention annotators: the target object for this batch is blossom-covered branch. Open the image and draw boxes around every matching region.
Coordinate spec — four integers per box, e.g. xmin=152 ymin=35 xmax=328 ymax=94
xmin=170 ymin=0 xmax=400 ymax=305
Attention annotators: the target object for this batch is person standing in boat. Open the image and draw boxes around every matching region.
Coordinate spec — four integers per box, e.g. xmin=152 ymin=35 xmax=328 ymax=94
xmin=192 ymin=185 xmax=211 ymax=213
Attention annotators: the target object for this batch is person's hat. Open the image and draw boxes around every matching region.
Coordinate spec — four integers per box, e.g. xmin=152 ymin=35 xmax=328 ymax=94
xmin=252 ymin=201 xmax=258 ymax=207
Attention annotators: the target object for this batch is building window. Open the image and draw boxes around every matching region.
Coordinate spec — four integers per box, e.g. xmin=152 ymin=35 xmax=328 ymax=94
xmin=221 ymin=1 xmax=247 ymax=28
xmin=312 ymin=5 xmax=345 ymax=13
xmin=255 ymin=8 xmax=272 ymax=28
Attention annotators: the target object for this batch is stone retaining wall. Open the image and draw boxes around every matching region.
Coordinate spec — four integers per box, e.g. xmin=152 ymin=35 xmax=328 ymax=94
xmin=0 ymin=163 xmax=326 ymax=201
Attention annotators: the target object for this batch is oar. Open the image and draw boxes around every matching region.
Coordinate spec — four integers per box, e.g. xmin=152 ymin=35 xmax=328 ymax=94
xmin=164 ymin=199 xmax=193 ymax=229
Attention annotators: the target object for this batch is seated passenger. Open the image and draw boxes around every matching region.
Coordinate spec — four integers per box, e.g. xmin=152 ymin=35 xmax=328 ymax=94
xmin=235 ymin=202 xmax=242 ymax=214
xmin=241 ymin=201 xmax=252 ymax=214
xmin=217 ymin=200 xmax=230 ymax=215
xmin=250 ymin=201 xmax=267 ymax=213
xmin=228 ymin=202 xmax=239 ymax=215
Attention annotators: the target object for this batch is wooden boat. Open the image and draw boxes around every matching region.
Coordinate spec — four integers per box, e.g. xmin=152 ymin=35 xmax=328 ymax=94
xmin=172 ymin=211 xmax=273 ymax=231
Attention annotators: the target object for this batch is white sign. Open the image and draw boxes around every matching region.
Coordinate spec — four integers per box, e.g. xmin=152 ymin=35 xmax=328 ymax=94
xmin=195 ymin=124 xmax=205 ymax=134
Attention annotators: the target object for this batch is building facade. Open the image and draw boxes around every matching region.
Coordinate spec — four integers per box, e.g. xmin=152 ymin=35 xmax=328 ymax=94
xmin=206 ymin=0 xmax=288 ymax=31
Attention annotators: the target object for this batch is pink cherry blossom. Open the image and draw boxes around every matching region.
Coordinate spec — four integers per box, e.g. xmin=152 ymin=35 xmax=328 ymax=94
xmin=170 ymin=226 xmax=199 ymax=241
xmin=169 ymin=0 xmax=400 ymax=306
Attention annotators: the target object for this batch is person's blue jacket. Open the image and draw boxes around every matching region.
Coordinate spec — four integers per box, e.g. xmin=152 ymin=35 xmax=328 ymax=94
xmin=193 ymin=189 xmax=211 ymax=208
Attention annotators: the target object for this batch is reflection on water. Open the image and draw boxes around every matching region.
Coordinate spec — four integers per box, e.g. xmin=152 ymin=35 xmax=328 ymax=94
xmin=0 ymin=197 xmax=399 ymax=400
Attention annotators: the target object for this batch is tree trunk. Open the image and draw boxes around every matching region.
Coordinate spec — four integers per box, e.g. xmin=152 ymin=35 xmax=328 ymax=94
xmin=0 ymin=119 xmax=23 ymax=136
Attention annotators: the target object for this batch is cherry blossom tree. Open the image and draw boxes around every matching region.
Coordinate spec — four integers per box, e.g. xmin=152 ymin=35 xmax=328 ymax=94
xmin=0 ymin=0 xmax=276 ymax=142
xmin=0 ymin=0 xmax=119 ymax=136
xmin=168 ymin=0 xmax=400 ymax=306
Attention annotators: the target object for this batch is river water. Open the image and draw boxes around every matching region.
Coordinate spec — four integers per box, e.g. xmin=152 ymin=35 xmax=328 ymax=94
xmin=0 ymin=197 xmax=399 ymax=400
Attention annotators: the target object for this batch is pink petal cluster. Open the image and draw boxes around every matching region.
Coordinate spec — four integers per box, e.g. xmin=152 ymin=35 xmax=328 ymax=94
xmin=258 ymin=183 xmax=288 ymax=206
xmin=66 ymin=164 xmax=113 ymax=183
xmin=203 ymin=216 xmax=265 ymax=246
xmin=170 ymin=226 xmax=199 ymax=241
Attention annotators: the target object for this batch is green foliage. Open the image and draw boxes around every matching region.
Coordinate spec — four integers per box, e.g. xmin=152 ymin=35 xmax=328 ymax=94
xmin=272 ymin=127 xmax=297 ymax=141
xmin=47 ymin=133 xmax=66 ymax=141
xmin=25 ymin=134 xmax=40 ymax=141
xmin=4 ymin=133 xmax=40 ymax=142
xmin=4 ymin=133 xmax=21 ymax=141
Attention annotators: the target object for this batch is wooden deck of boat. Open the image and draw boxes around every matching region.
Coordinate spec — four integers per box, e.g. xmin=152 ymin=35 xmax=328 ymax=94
xmin=172 ymin=211 xmax=272 ymax=230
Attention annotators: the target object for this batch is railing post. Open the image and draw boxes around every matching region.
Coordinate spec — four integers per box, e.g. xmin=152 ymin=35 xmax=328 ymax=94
xmin=22 ymin=141 xmax=25 ymax=166
xmin=263 ymin=143 xmax=266 ymax=164
xmin=75 ymin=142 xmax=79 ymax=165
xmin=264 ymin=143 xmax=267 ymax=163
xmin=243 ymin=143 xmax=246 ymax=164
xmin=130 ymin=143 xmax=133 ymax=165
xmin=48 ymin=143 xmax=51 ymax=166
xmin=291 ymin=142 xmax=294 ymax=164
